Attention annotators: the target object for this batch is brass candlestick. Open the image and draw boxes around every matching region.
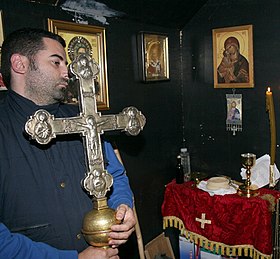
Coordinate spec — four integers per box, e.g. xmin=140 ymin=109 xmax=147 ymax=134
xmin=238 ymin=153 xmax=259 ymax=197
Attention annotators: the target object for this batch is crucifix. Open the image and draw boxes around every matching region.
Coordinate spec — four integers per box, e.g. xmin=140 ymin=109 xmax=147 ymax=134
xmin=25 ymin=53 xmax=146 ymax=247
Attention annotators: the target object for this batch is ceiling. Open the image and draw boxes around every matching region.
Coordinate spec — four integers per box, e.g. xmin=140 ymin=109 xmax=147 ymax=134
xmin=28 ymin=0 xmax=208 ymax=29
xmin=95 ymin=0 xmax=208 ymax=29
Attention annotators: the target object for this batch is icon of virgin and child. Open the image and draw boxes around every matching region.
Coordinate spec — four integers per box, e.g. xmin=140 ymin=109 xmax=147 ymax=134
xmin=217 ymin=36 xmax=249 ymax=84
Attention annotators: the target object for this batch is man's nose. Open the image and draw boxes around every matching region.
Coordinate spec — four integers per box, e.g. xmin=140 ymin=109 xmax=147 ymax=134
xmin=62 ymin=66 xmax=69 ymax=80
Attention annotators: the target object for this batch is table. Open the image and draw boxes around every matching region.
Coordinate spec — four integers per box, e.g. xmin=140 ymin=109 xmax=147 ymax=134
xmin=161 ymin=180 xmax=280 ymax=259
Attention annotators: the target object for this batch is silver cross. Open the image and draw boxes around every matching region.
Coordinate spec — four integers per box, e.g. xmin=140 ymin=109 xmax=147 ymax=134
xmin=25 ymin=53 xmax=146 ymax=199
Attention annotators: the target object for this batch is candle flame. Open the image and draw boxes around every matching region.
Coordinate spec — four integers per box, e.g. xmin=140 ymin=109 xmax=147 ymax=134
xmin=268 ymin=87 xmax=271 ymax=92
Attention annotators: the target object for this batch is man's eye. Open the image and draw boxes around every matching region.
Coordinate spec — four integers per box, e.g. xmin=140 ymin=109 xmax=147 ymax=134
xmin=53 ymin=60 xmax=60 ymax=66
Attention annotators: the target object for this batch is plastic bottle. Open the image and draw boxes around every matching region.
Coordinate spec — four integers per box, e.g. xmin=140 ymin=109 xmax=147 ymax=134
xmin=175 ymin=155 xmax=184 ymax=184
xmin=180 ymin=147 xmax=191 ymax=182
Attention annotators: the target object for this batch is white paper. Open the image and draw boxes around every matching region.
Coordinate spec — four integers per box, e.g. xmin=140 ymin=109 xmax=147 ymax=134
xmin=240 ymin=154 xmax=280 ymax=188
xmin=197 ymin=180 xmax=237 ymax=196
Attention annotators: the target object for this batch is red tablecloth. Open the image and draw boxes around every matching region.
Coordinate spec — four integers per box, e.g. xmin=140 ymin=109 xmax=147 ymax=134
xmin=162 ymin=180 xmax=280 ymax=259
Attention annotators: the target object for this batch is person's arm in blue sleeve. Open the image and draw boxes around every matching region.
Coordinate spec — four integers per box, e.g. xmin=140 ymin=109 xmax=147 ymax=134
xmin=0 ymin=223 xmax=78 ymax=259
xmin=0 ymin=223 xmax=120 ymax=258
xmin=103 ymin=141 xmax=136 ymax=247
xmin=104 ymin=141 xmax=134 ymax=209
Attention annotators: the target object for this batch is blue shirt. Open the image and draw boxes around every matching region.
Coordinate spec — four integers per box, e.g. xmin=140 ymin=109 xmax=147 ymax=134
xmin=0 ymin=223 xmax=78 ymax=258
xmin=0 ymin=90 xmax=133 ymax=257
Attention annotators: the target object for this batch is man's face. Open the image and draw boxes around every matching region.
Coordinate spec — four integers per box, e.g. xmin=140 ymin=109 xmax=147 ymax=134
xmin=25 ymin=37 xmax=69 ymax=105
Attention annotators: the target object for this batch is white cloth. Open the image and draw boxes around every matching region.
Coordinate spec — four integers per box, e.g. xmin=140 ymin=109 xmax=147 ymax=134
xmin=197 ymin=180 xmax=237 ymax=196
xmin=240 ymin=154 xmax=280 ymax=188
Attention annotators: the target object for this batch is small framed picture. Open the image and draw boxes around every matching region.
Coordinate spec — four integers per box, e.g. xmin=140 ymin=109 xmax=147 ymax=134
xmin=0 ymin=10 xmax=3 ymax=47
xmin=48 ymin=19 xmax=109 ymax=110
xmin=226 ymin=94 xmax=242 ymax=134
xmin=0 ymin=10 xmax=7 ymax=91
xmin=139 ymin=32 xmax=169 ymax=82
xmin=212 ymin=24 xmax=254 ymax=88
xmin=226 ymin=95 xmax=242 ymax=122
xmin=0 ymin=10 xmax=4 ymax=68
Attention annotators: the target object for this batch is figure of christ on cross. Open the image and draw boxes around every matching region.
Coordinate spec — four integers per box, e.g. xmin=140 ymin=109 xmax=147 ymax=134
xmin=25 ymin=53 xmax=146 ymax=201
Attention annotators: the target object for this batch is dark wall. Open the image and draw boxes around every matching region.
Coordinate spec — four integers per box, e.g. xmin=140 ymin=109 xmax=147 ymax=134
xmin=3 ymin=0 xmax=278 ymax=257
xmin=182 ymin=0 xmax=280 ymax=181
xmin=0 ymin=0 xmax=183 ymax=257
xmin=101 ymin=19 xmax=183 ymax=255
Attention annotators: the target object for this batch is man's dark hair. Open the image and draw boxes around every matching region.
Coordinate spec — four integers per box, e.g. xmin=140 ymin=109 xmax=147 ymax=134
xmin=0 ymin=27 xmax=66 ymax=87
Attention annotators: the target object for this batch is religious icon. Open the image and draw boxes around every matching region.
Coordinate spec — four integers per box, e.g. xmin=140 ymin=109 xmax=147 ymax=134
xmin=217 ymin=36 xmax=249 ymax=84
xmin=213 ymin=25 xmax=254 ymax=88
xmin=66 ymin=37 xmax=97 ymax=104
xmin=68 ymin=36 xmax=93 ymax=62
xmin=226 ymin=93 xmax=242 ymax=135
xmin=0 ymin=72 xmax=7 ymax=90
xmin=48 ymin=19 xmax=109 ymax=110
xmin=0 ymin=10 xmax=4 ymax=70
xmin=146 ymin=41 xmax=162 ymax=77
xmin=140 ymin=32 xmax=169 ymax=82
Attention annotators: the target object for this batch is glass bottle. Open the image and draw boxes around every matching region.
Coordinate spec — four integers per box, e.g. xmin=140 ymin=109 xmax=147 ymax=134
xmin=180 ymin=147 xmax=191 ymax=182
xmin=176 ymin=155 xmax=184 ymax=184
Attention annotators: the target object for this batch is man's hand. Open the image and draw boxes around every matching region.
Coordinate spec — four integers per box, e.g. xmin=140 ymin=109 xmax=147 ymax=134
xmin=108 ymin=204 xmax=136 ymax=247
xmin=78 ymin=246 xmax=119 ymax=259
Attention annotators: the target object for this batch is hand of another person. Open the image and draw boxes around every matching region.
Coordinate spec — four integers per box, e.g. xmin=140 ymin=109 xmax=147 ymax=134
xmin=108 ymin=204 xmax=136 ymax=247
xmin=78 ymin=246 xmax=119 ymax=259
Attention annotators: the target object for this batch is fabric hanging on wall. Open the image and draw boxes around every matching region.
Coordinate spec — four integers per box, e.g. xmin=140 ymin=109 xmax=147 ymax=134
xmin=226 ymin=93 xmax=242 ymax=135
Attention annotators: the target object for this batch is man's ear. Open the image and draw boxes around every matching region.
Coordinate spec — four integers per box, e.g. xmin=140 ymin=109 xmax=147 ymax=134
xmin=10 ymin=54 xmax=29 ymax=74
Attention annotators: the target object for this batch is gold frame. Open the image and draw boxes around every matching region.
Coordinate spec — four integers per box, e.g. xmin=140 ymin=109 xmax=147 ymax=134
xmin=140 ymin=32 xmax=169 ymax=82
xmin=0 ymin=10 xmax=3 ymax=47
xmin=0 ymin=10 xmax=4 ymax=64
xmin=48 ymin=19 xmax=109 ymax=110
xmin=0 ymin=10 xmax=7 ymax=90
xmin=212 ymin=24 xmax=254 ymax=89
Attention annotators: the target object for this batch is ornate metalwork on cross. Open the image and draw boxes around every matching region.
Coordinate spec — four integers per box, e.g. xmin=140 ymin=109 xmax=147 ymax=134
xmin=25 ymin=53 xmax=146 ymax=247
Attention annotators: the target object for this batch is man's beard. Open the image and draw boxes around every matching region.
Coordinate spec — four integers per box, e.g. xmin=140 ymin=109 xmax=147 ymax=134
xmin=25 ymin=67 xmax=68 ymax=105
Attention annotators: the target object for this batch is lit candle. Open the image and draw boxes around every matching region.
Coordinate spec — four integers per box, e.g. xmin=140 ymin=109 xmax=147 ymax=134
xmin=266 ymin=87 xmax=276 ymax=165
xmin=266 ymin=87 xmax=276 ymax=187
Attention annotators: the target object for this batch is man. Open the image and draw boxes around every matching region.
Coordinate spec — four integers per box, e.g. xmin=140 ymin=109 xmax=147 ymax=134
xmin=0 ymin=28 xmax=136 ymax=258
xmin=217 ymin=36 xmax=249 ymax=84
